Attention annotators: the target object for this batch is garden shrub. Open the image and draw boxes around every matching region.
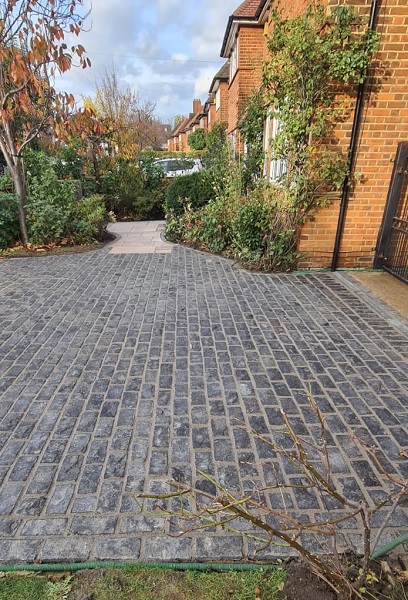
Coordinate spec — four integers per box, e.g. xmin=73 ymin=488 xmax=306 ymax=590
xmin=235 ymin=184 xmax=302 ymax=271
xmin=192 ymin=196 xmax=236 ymax=253
xmin=68 ymin=194 xmax=110 ymax=244
xmin=232 ymin=198 xmax=271 ymax=255
xmin=101 ymin=157 xmax=166 ymax=220
xmin=25 ymin=152 xmax=76 ymax=244
xmin=165 ymin=180 xmax=303 ymax=271
xmin=53 ymin=140 xmax=84 ymax=180
xmin=187 ymin=128 xmax=206 ymax=151
xmin=137 ymin=153 xmax=168 ymax=220
xmin=101 ymin=159 xmax=144 ymax=218
xmin=164 ymin=171 xmax=215 ymax=216
xmin=0 ymin=193 xmax=19 ymax=249
xmin=24 ymin=150 xmax=109 ymax=245
xmin=164 ymin=213 xmax=189 ymax=244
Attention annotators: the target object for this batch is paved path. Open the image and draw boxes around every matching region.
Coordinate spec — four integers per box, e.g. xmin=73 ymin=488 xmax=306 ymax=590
xmin=0 ymin=223 xmax=407 ymax=564
xmin=107 ymin=221 xmax=172 ymax=254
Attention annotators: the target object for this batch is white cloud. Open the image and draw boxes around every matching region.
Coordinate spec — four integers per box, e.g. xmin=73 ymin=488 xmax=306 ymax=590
xmin=194 ymin=68 xmax=217 ymax=100
xmin=55 ymin=0 xmax=241 ymax=123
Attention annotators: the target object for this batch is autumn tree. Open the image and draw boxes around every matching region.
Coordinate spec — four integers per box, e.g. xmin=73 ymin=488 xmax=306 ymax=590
xmin=85 ymin=67 xmax=157 ymax=159
xmin=0 ymin=0 xmax=92 ymax=244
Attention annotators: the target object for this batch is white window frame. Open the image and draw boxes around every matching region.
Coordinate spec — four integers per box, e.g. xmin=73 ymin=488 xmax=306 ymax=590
xmin=230 ymin=130 xmax=237 ymax=153
xmin=230 ymin=38 xmax=238 ymax=80
xmin=263 ymin=112 xmax=287 ymax=183
xmin=215 ymin=87 xmax=221 ymax=111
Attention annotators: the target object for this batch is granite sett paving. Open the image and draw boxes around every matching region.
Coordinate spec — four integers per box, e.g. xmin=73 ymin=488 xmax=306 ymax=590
xmin=0 ymin=225 xmax=407 ymax=564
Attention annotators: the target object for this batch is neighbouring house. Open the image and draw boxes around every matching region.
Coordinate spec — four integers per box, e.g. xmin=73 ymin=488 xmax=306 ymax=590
xmin=208 ymin=61 xmax=230 ymax=127
xmin=220 ymin=0 xmax=268 ymax=150
xmin=263 ymin=0 xmax=408 ymax=272
xmin=184 ymin=100 xmax=204 ymax=150
xmin=203 ymin=93 xmax=216 ymax=131
xmin=150 ymin=121 xmax=172 ymax=150
xmin=173 ymin=0 xmax=408 ymax=277
xmin=167 ymin=100 xmax=203 ymax=152
xmin=221 ymin=0 xmax=408 ymax=275
xmin=167 ymin=116 xmax=190 ymax=152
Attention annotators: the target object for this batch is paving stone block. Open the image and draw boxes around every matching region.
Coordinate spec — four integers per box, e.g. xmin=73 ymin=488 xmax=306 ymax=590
xmin=71 ymin=516 xmax=117 ymax=535
xmin=0 ymin=540 xmax=42 ymax=563
xmin=39 ymin=539 xmax=91 ymax=562
xmin=144 ymin=537 xmax=192 ymax=560
xmin=196 ymin=536 xmax=243 ymax=560
xmin=57 ymin=455 xmax=83 ymax=482
xmin=21 ymin=518 xmax=67 ymax=536
xmin=47 ymin=484 xmax=75 ymax=514
xmin=94 ymin=537 xmax=141 ymax=560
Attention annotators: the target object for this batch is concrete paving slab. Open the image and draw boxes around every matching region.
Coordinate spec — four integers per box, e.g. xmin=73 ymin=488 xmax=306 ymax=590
xmin=348 ymin=271 xmax=408 ymax=322
xmin=0 ymin=224 xmax=407 ymax=564
xmin=107 ymin=221 xmax=172 ymax=254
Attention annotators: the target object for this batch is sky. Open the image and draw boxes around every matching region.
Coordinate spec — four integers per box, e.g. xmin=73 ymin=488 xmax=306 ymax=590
xmin=58 ymin=0 xmax=240 ymax=126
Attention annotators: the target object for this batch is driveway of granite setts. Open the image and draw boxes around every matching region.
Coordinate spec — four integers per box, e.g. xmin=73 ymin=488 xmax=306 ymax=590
xmin=0 ymin=234 xmax=407 ymax=564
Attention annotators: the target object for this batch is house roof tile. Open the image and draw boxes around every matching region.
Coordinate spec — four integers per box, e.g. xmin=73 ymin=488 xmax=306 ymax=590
xmin=221 ymin=0 xmax=268 ymax=57
xmin=215 ymin=61 xmax=230 ymax=81
xmin=209 ymin=61 xmax=230 ymax=93
xmin=233 ymin=0 xmax=264 ymax=18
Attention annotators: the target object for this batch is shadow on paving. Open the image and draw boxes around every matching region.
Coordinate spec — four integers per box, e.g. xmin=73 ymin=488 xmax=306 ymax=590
xmin=0 ymin=244 xmax=407 ymax=563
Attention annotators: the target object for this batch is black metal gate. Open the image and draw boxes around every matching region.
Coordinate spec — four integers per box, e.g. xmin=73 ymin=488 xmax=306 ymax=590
xmin=374 ymin=142 xmax=408 ymax=283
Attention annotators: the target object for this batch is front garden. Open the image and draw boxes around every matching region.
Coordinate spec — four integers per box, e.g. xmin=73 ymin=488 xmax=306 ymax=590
xmin=164 ymin=3 xmax=379 ymax=272
xmin=0 ymin=147 xmax=172 ymax=256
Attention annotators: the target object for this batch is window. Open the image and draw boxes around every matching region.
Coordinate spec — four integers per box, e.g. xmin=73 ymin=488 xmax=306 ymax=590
xmin=230 ymin=130 xmax=237 ymax=153
xmin=230 ymin=38 xmax=238 ymax=80
xmin=216 ymin=87 xmax=221 ymax=111
xmin=263 ymin=113 xmax=287 ymax=183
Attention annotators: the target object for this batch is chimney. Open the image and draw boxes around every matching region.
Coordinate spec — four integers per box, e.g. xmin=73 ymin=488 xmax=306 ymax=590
xmin=193 ymin=99 xmax=202 ymax=114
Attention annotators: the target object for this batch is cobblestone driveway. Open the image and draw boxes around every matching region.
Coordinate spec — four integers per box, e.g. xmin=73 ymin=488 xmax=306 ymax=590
xmin=0 ymin=243 xmax=407 ymax=564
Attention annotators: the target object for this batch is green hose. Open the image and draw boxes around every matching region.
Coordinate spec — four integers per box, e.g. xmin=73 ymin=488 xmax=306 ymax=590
xmin=371 ymin=532 xmax=408 ymax=560
xmin=1 ymin=533 xmax=406 ymax=574
xmin=0 ymin=561 xmax=272 ymax=573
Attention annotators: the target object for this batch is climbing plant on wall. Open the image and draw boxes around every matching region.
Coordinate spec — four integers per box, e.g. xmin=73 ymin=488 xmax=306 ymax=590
xmin=261 ymin=2 xmax=379 ymax=220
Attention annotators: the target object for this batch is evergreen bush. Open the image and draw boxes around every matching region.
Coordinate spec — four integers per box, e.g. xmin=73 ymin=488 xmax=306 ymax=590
xmin=164 ymin=171 xmax=215 ymax=216
xmin=0 ymin=193 xmax=19 ymax=249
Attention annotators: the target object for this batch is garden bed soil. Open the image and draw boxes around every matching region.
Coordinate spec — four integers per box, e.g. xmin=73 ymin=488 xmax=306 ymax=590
xmin=281 ymin=555 xmax=408 ymax=600
xmin=0 ymin=232 xmax=115 ymax=259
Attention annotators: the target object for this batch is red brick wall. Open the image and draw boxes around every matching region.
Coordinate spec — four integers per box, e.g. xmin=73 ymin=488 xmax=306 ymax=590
xmin=207 ymin=103 xmax=216 ymax=131
xmin=179 ymin=131 xmax=191 ymax=152
xmin=215 ymin=81 xmax=229 ymax=125
xmin=275 ymin=0 xmax=408 ymax=268
xmin=227 ymin=25 xmax=265 ymax=134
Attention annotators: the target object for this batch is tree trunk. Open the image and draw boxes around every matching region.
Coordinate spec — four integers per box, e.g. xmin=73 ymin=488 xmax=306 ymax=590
xmin=0 ymin=132 xmax=29 ymax=245
xmin=11 ymin=158 xmax=29 ymax=245
xmin=91 ymin=142 xmax=101 ymax=186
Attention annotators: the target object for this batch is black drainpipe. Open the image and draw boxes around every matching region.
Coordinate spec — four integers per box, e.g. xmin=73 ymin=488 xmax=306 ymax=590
xmin=330 ymin=0 xmax=380 ymax=272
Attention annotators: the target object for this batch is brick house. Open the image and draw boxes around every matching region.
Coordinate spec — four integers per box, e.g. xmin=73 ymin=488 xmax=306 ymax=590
xmin=220 ymin=0 xmax=267 ymax=149
xmin=167 ymin=100 xmax=203 ymax=152
xmin=275 ymin=0 xmax=408 ymax=270
xmin=167 ymin=116 xmax=189 ymax=152
xmin=169 ymin=0 xmax=407 ymax=275
xmin=208 ymin=61 xmax=230 ymax=126
xmin=203 ymin=93 xmax=216 ymax=131
xmin=221 ymin=0 xmax=408 ymax=272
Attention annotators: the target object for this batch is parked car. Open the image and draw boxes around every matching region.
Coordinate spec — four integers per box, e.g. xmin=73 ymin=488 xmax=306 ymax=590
xmin=154 ymin=157 xmax=202 ymax=178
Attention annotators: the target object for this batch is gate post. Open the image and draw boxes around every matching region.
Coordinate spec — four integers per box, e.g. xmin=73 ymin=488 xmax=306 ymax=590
xmin=374 ymin=142 xmax=408 ymax=269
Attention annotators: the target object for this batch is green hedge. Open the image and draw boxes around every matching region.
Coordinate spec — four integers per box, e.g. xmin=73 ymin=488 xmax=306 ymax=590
xmin=164 ymin=171 xmax=215 ymax=216
xmin=0 ymin=193 xmax=19 ymax=249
